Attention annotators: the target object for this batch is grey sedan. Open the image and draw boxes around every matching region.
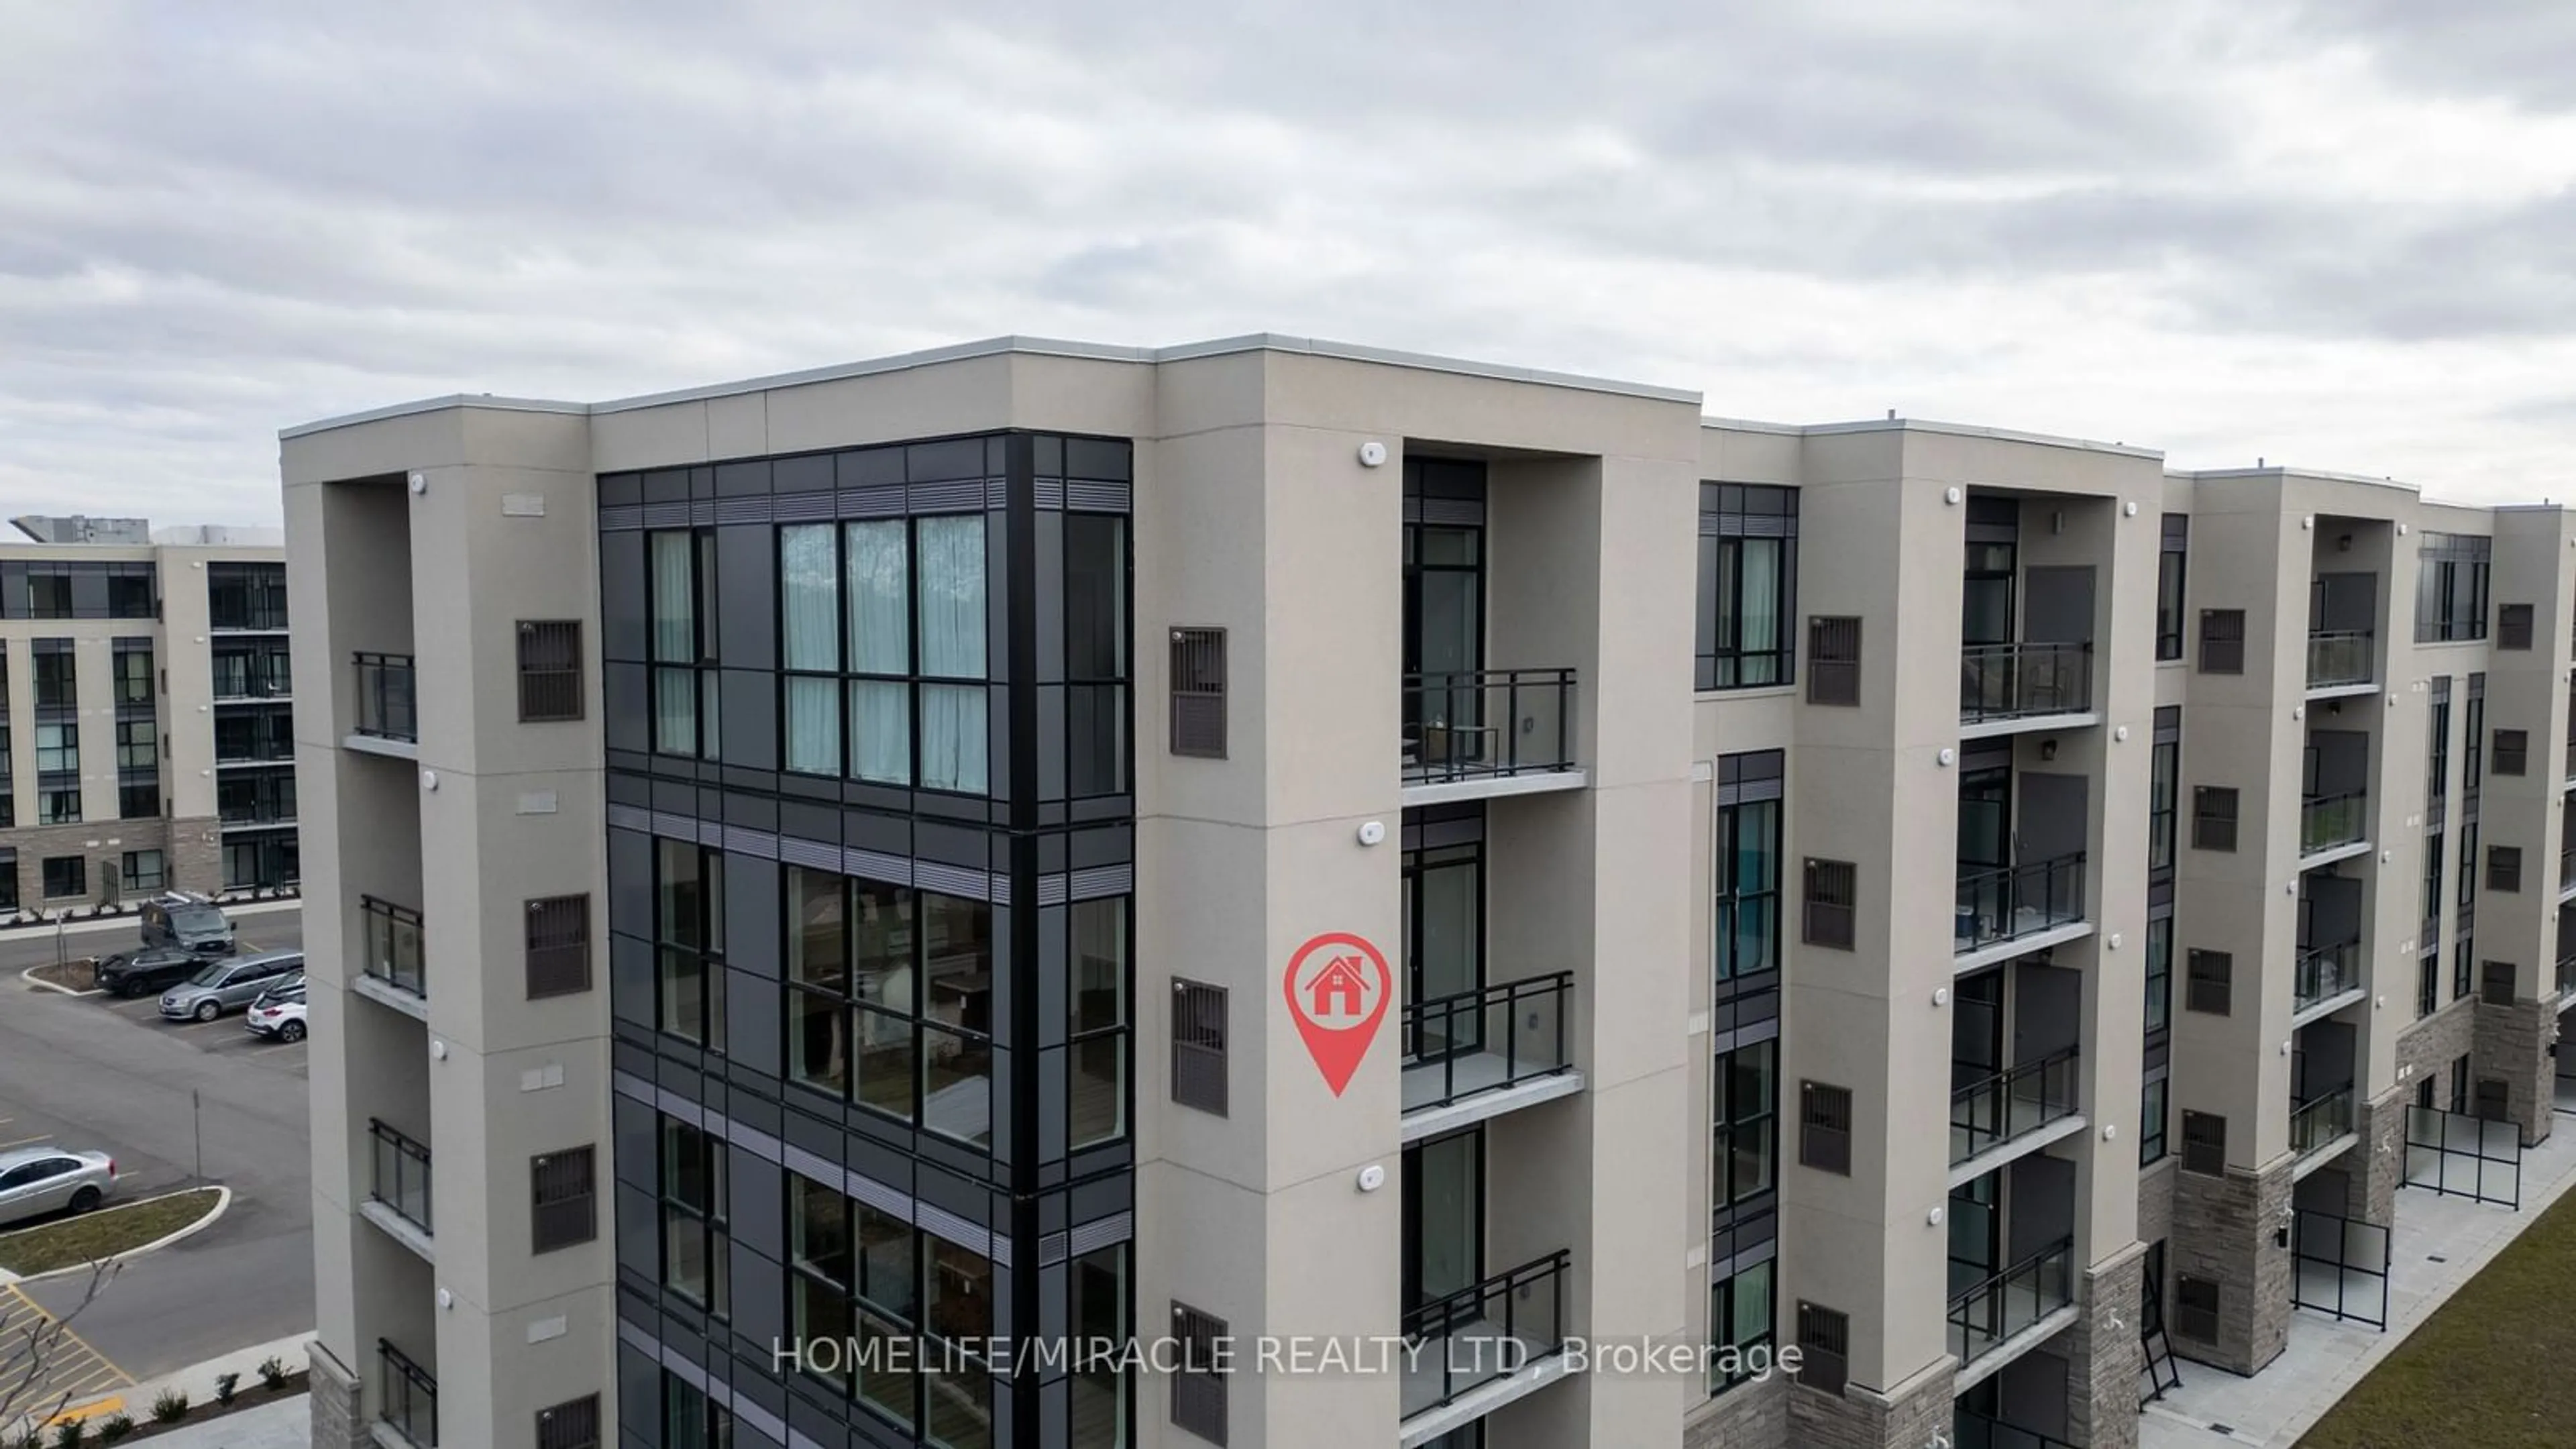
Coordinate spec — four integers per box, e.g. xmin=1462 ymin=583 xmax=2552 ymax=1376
xmin=0 ymin=1146 xmax=118 ymax=1230
xmin=160 ymin=950 xmax=304 ymax=1023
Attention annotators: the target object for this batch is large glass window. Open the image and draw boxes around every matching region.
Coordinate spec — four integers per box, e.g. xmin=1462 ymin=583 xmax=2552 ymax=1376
xmin=779 ymin=515 xmax=993 ymax=793
xmin=1695 ymin=484 xmax=1799 ymax=690
xmin=655 ymin=840 xmax=726 ymax=1048
xmin=113 ymin=644 xmax=152 ymax=705
xmin=32 ymin=643 xmax=72 ymax=709
xmin=1069 ymin=897 xmax=1130 ymax=1150
xmin=1713 ymin=1040 xmax=1776 ymax=1208
xmin=34 ymin=721 xmax=76 ymax=773
xmin=1068 ymin=1244 xmax=1131 ymax=1448
xmin=662 ymin=1372 xmax=733 ymax=1449
xmin=116 ymin=718 xmax=156 ymax=771
xmin=2143 ymin=914 xmax=2172 ymax=1038
xmin=1710 ymin=1259 xmax=1774 ymax=1395
xmin=660 ymin=1116 xmax=729 ymax=1316
xmin=650 ymin=530 xmax=719 ymax=759
xmin=2416 ymin=533 xmax=2491 ymax=643
xmin=2428 ymin=681 xmax=2451 ymax=806
xmin=786 ymin=867 xmax=996 ymax=1150
xmin=2149 ymin=734 xmax=2179 ymax=876
xmin=2141 ymin=1077 xmax=2169 ymax=1165
xmin=790 ymin=1172 xmax=999 ymax=1443
xmin=1715 ymin=798 xmax=1781 ymax=985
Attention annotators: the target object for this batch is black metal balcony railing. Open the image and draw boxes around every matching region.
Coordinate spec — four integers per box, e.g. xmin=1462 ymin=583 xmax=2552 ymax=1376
xmin=2300 ymin=792 xmax=2368 ymax=855
xmin=212 ymin=672 xmax=292 ymax=702
xmin=1948 ymin=1237 xmax=2076 ymax=1367
xmin=2559 ymin=955 xmax=2576 ymax=998
xmin=356 ymin=652 xmax=419 ymax=743
xmin=1401 ymin=1250 xmax=1570 ymax=1418
xmin=1950 ymin=1047 xmax=2082 ymax=1166
xmin=1959 ymin=642 xmax=2093 ymax=725
xmin=369 ymin=1119 xmax=433 ymax=1235
xmin=2294 ymin=940 xmax=2363 ymax=1013
xmin=1953 ymin=851 xmax=2087 ymax=953
xmin=1954 ymin=1408 xmax=2080 ymax=1449
xmin=2291 ymin=1087 xmax=2357 ymax=1158
xmin=362 ymin=896 xmax=426 ymax=998
xmin=1401 ymin=669 xmax=1575 ymax=786
xmin=1400 ymin=973 xmax=1574 ymax=1116
xmin=378 ymin=1340 xmax=437 ymax=1447
xmin=211 ymin=604 xmax=290 ymax=632
xmin=2306 ymin=630 xmax=2373 ymax=690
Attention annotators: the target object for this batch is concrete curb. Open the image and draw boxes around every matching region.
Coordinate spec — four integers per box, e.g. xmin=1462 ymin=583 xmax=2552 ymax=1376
xmin=15 ymin=1331 xmax=314 ymax=1440
xmin=0 ymin=897 xmax=302 ymax=945
xmin=0 ymin=1185 xmax=233 ymax=1287
xmin=18 ymin=962 xmax=101 ymax=997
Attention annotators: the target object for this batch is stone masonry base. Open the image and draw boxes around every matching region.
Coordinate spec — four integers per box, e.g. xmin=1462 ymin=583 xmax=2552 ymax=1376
xmin=2167 ymin=1155 xmax=2293 ymax=1376
xmin=1682 ymin=1370 xmax=1788 ymax=1448
xmin=2346 ymin=1085 xmax=2408 ymax=1228
xmin=2065 ymin=1243 xmax=2147 ymax=1449
xmin=1786 ymin=1358 xmax=1955 ymax=1449
xmin=2475 ymin=996 xmax=2557 ymax=1147
xmin=309 ymin=1340 xmax=369 ymax=1449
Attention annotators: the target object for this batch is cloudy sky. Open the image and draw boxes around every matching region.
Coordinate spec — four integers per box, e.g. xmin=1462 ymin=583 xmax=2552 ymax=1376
xmin=6 ymin=1 xmax=2576 ymax=525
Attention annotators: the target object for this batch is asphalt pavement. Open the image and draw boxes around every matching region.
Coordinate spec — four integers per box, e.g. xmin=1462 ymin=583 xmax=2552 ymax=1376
xmin=0 ymin=907 xmax=312 ymax=1385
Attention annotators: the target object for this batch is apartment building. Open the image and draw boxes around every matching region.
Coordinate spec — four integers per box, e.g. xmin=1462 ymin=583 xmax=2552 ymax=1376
xmin=0 ymin=520 xmax=294 ymax=911
xmin=282 ymin=335 xmax=2573 ymax=1449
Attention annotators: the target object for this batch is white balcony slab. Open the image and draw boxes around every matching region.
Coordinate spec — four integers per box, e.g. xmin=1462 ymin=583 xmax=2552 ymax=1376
xmin=352 ymin=973 xmax=429 ymax=1022
xmin=1958 ymin=710 xmax=2100 ymax=742
xmin=1947 ymin=1113 xmax=2089 ymax=1191
xmin=2303 ymin=681 xmax=2378 ymax=702
xmin=2296 ymin=839 xmax=2372 ymax=871
xmin=1951 ymin=1303 xmax=2081 ymax=1394
xmin=1399 ymin=1066 xmax=1584 ymax=1144
xmin=1954 ymin=920 xmax=2094 ymax=975
xmin=2291 ymin=987 xmax=2368 ymax=1032
xmin=1400 ymin=769 xmax=1587 ymax=809
xmin=345 ymin=733 xmax=419 ymax=761
xmin=1398 ymin=1333 xmax=1573 ymax=1447
xmin=360 ymin=1198 xmax=435 ymax=1264
xmin=2291 ymin=1132 xmax=2359 ymax=1182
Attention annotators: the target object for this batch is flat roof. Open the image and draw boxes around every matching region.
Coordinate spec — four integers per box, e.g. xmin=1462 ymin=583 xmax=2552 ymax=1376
xmin=280 ymin=333 xmax=1704 ymax=439
xmin=1705 ymin=414 xmax=2164 ymax=461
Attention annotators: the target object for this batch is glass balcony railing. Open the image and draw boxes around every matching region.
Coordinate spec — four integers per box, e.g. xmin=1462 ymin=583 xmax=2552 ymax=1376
xmin=1399 ymin=1250 xmax=1570 ymax=1422
xmin=2558 ymin=955 xmax=2576 ymax=998
xmin=2300 ymin=792 xmax=2367 ymax=855
xmin=1400 ymin=973 xmax=1574 ymax=1116
xmin=1401 ymin=669 xmax=1575 ymax=786
xmin=1959 ymin=642 xmax=2092 ymax=725
xmin=2306 ymin=630 xmax=2373 ymax=689
xmin=1953 ymin=851 xmax=2087 ymax=954
xmin=1955 ymin=1408 xmax=2079 ymax=1449
xmin=1950 ymin=1048 xmax=2082 ymax=1166
xmin=362 ymin=896 xmax=426 ymax=998
xmin=1948 ymin=1237 xmax=2074 ymax=1368
xmin=2294 ymin=940 xmax=2363 ymax=1012
xmin=355 ymin=652 xmax=419 ymax=743
xmin=368 ymin=1119 xmax=433 ymax=1236
xmin=378 ymin=1340 xmax=437 ymax=1447
xmin=2291 ymin=1087 xmax=2356 ymax=1158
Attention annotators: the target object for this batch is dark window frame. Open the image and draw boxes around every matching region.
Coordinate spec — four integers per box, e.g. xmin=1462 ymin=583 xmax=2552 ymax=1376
xmin=2493 ymin=727 xmax=2528 ymax=777
xmin=1169 ymin=627 xmax=1227 ymax=759
xmin=1806 ymin=616 xmax=1861 ymax=706
xmin=1799 ymin=1080 xmax=1853 ymax=1176
xmin=657 ymin=1116 xmax=729 ymax=1317
xmin=2192 ymin=786 xmax=2239 ymax=853
xmin=2185 ymin=949 xmax=2233 ymax=1016
xmin=1695 ymin=483 xmax=1800 ymax=691
xmin=2180 ymin=1110 xmax=2226 ymax=1177
xmin=2198 ymin=608 xmax=2245 ymax=674
xmin=2487 ymin=845 xmax=2523 ymax=894
xmin=1172 ymin=977 xmax=1228 ymax=1117
xmin=525 ymin=894 xmax=592 ymax=998
xmin=2155 ymin=516 xmax=2189 ymax=660
xmin=530 ymin=1144 xmax=597 ymax=1253
xmin=1801 ymin=857 xmax=1856 ymax=950
xmin=516 ymin=619 xmax=585 ymax=722
xmin=1713 ymin=1040 xmax=1778 ymax=1208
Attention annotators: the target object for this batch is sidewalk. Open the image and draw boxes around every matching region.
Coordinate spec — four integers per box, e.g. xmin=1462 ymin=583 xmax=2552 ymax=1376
xmin=7 ymin=897 xmax=301 ymax=946
xmin=29 ymin=1332 xmax=315 ymax=1447
xmin=108 ymin=1395 xmax=305 ymax=1448
xmin=2141 ymin=1114 xmax=2576 ymax=1448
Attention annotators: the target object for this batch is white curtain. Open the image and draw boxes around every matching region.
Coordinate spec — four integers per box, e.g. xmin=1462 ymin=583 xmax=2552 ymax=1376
xmin=1737 ymin=537 xmax=1780 ymax=682
xmin=651 ymin=531 xmax=694 ymax=663
xmin=780 ymin=525 xmax=839 ymax=671
xmin=846 ymin=521 xmax=912 ymax=784
xmin=784 ymin=677 xmax=839 ymax=775
xmin=916 ymin=517 xmax=987 ymax=792
xmin=655 ymin=667 xmax=696 ymax=756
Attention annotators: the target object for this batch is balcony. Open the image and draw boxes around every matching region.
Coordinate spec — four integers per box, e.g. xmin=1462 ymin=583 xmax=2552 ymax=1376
xmin=357 ymin=896 xmax=426 ymax=1016
xmin=1400 ymin=973 xmax=1579 ymax=1140
xmin=2299 ymin=792 xmax=2368 ymax=859
xmin=378 ymin=1340 xmax=437 ymax=1448
xmin=2293 ymin=940 xmax=2365 ymax=1020
xmin=2557 ymin=953 xmax=2576 ymax=1002
xmin=2305 ymin=630 xmax=2373 ymax=692
xmin=1955 ymin=1409 xmax=2077 ymax=1449
xmin=1948 ymin=1237 xmax=2076 ymax=1376
xmin=365 ymin=1120 xmax=433 ymax=1260
xmin=1399 ymin=1250 xmax=1572 ymax=1440
xmin=1950 ymin=1048 xmax=2083 ymax=1173
xmin=1400 ymin=669 xmax=1578 ymax=803
xmin=1953 ymin=852 xmax=2087 ymax=961
xmin=354 ymin=652 xmax=419 ymax=751
xmin=1959 ymin=642 xmax=2094 ymax=732
xmin=2291 ymin=1087 xmax=2357 ymax=1172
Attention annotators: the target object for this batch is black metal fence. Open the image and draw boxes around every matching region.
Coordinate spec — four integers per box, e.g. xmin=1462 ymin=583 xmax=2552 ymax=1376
xmin=1401 ymin=1250 xmax=1571 ymax=1415
xmin=362 ymin=896 xmax=426 ymax=997
xmin=2294 ymin=941 xmax=2363 ymax=1012
xmin=1951 ymin=1047 xmax=2082 ymax=1165
xmin=355 ymin=652 xmax=418 ymax=742
xmin=1401 ymin=669 xmax=1576 ymax=784
xmin=1959 ymin=641 xmax=2093 ymax=725
xmin=370 ymin=1119 xmax=433 ymax=1234
xmin=1948 ymin=1237 xmax=2075 ymax=1368
xmin=1954 ymin=1407 xmax=2080 ymax=1449
xmin=1954 ymin=852 xmax=2087 ymax=953
xmin=1401 ymin=973 xmax=1574 ymax=1114
xmin=2290 ymin=1087 xmax=2355 ymax=1158
xmin=378 ymin=1339 xmax=438 ymax=1446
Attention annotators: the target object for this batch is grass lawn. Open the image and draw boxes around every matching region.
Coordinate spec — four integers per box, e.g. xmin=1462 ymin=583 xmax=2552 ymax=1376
xmin=0 ymin=1188 xmax=220 ymax=1277
xmin=2303 ymin=1185 xmax=2576 ymax=1447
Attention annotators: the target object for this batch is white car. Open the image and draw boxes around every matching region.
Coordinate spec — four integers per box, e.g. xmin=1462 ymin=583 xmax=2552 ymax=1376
xmin=244 ymin=979 xmax=308 ymax=1042
xmin=0 ymin=1147 xmax=117 ymax=1228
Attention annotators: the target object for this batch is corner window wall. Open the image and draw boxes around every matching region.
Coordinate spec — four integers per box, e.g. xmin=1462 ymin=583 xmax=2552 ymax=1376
xmin=785 ymin=864 xmax=998 ymax=1150
xmin=2415 ymin=533 xmax=2491 ymax=643
xmin=1696 ymin=484 xmax=1799 ymax=690
xmin=782 ymin=517 xmax=990 ymax=794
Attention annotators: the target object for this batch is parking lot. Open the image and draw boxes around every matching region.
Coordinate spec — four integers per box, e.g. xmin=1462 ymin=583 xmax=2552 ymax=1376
xmin=0 ymin=904 xmax=313 ymax=1386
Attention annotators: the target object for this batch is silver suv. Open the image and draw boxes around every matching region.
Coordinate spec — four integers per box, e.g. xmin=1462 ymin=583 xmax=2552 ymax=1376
xmin=160 ymin=950 xmax=304 ymax=1022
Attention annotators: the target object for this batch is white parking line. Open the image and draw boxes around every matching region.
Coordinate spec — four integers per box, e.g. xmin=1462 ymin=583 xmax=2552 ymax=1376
xmin=0 ymin=1133 xmax=52 ymax=1149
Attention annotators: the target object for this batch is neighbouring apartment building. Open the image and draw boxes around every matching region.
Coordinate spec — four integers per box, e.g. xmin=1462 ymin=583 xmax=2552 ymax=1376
xmin=0 ymin=518 xmax=294 ymax=912
xmin=283 ymin=335 xmax=2576 ymax=1449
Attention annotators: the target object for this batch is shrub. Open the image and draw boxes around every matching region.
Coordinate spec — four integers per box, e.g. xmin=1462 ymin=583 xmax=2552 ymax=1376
xmin=213 ymin=1371 xmax=239 ymax=1406
xmin=148 ymin=1389 xmax=189 ymax=1424
xmin=49 ymin=1421 xmax=83 ymax=1449
xmin=256 ymin=1354 xmax=289 ymax=1391
xmin=91 ymin=1420 xmax=131 ymax=1446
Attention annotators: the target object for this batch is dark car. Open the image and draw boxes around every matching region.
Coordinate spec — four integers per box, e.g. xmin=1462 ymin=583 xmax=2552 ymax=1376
xmin=97 ymin=944 xmax=222 ymax=998
xmin=140 ymin=894 xmax=235 ymax=955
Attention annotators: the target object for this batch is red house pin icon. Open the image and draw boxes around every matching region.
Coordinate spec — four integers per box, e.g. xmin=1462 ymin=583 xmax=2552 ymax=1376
xmin=1284 ymin=932 xmax=1391 ymax=1097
